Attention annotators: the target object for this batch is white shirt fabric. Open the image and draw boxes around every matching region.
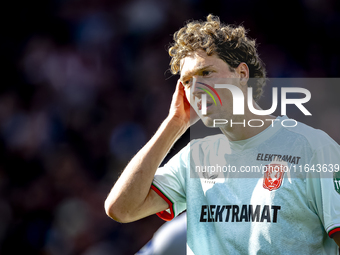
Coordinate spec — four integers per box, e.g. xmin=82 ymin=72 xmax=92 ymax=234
xmin=152 ymin=116 xmax=340 ymax=254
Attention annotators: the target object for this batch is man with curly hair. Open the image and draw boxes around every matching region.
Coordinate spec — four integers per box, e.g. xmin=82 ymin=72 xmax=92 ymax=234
xmin=105 ymin=15 xmax=340 ymax=254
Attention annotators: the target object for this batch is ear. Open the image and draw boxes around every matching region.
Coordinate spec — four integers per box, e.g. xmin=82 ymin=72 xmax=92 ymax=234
xmin=236 ymin=62 xmax=249 ymax=86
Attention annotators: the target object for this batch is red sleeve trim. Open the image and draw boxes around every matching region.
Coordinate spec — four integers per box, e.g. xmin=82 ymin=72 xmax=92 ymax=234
xmin=328 ymin=227 xmax=340 ymax=238
xmin=151 ymin=184 xmax=175 ymax=221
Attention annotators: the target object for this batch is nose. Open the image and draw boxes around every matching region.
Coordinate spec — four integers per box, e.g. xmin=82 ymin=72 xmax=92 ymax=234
xmin=191 ymin=77 xmax=205 ymax=99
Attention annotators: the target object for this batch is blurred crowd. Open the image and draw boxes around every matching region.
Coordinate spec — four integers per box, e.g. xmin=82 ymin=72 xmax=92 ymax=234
xmin=0 ymin=0 xmax=339 ymax=254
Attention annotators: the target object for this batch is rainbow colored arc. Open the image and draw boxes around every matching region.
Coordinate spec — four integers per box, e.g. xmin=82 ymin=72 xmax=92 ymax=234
xmin=196 ymin=82 xmax=223 ymax=106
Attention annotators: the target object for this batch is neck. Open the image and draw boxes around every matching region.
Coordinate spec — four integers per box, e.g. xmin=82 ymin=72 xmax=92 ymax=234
xmin=219 ymin=101 xmax=276 ymax=141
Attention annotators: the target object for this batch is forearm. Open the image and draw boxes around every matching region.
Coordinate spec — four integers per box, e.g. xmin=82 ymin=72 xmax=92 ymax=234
xmin=105 ymin=117 xmax=187 ymax=222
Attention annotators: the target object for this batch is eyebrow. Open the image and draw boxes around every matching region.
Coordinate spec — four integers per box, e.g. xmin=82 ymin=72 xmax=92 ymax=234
xmin=180 ymin=65 xmax=214 ymax=82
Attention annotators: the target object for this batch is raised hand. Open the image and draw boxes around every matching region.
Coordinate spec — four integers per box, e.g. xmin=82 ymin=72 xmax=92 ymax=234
xmin=168 ymin=80 xmax=199 ymax=129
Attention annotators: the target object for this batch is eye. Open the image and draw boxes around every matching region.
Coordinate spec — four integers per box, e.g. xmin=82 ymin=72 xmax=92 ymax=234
xmin=202 ymin=70 xmax=212 ymax=76
xmin=182 ymin=78 xmax=192 ymax=87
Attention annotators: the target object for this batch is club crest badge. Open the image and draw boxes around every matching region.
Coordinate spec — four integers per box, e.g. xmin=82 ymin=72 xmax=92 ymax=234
xmin=263 ymin=163 xmax=285 ymax=191
xmin=334 ymin=172 xmax=340 ymax=195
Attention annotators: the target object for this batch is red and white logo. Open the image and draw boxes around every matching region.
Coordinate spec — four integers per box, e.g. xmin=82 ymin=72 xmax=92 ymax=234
xmin=263 ymin=163 xmax=285 ymax=191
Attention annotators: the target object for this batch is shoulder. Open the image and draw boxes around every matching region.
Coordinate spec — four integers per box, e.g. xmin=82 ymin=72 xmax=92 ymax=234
xmin=282 ymin=119 xmax=339 ymax=151
xmin=190 ymin=133 xmax=226 ymax=145
xmin=189 ymin=134 xmax=228 ymax=152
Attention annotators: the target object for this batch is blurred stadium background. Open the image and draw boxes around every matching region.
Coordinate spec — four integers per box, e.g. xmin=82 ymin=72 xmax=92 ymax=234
xmin=0 ymin=0 xmax=340 ymax=254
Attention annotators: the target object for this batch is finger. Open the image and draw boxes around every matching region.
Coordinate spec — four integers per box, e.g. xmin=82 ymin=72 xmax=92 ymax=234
xmin=177 ymin=80 xmax=185 ymax=95
xmin=173 ymin=81 xmax=186 ymax=104
xmin=172 ymin=80 xmax=182 ymax=98
xmin=176 ymin=79 xmax=182 ymax=90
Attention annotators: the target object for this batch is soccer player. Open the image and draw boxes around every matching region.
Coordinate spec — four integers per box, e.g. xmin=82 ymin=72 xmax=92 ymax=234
xmin=105 ymin=15 xmax=340 ymax=254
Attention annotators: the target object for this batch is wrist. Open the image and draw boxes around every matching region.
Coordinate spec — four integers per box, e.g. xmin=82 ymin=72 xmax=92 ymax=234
xmin=163 ymin=116 xmax=189 ymax=135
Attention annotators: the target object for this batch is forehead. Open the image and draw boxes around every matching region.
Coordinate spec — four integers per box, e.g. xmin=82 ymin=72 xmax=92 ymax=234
xmin=179 ymin=50 xmax=227 ymax=78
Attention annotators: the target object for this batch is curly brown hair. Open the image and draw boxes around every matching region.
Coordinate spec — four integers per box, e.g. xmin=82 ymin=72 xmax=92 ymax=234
xmin=169 ymin=14 xmax=266 ymax=101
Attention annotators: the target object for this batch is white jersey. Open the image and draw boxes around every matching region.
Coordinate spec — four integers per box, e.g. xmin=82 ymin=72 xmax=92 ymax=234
xmin=151 ymin=116 xmax=340 ymax=254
